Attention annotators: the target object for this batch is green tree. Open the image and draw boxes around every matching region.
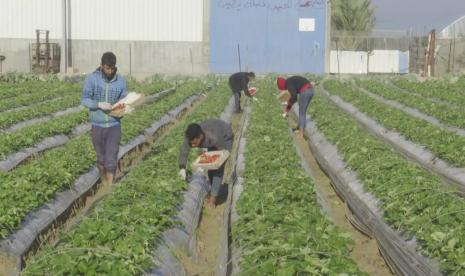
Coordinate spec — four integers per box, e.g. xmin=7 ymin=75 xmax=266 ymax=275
xmin=331 ymin=0 xmax=376 ymax=50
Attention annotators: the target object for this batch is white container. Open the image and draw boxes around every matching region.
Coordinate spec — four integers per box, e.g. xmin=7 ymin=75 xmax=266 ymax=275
xmin=191 ymin=150 xmax=230 ymax=171
xmin=109 ymin=92 xmax=144 ymax=117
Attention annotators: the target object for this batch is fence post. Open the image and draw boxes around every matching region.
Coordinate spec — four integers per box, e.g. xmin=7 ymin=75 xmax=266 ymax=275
xmin=335 ymin=38 xmax=340 ymax=78
xmin=237 ymin=44 xmax=242 ymax=72
xmin=129 ymin=43 xmax=132 ymax=76
xmin=190 ymin=48 xmax=194 ymax=74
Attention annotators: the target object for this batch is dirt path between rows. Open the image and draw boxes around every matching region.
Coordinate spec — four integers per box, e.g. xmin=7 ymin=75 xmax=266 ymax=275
xmin=28 ymin=93 xmax=209 ymax=261
xmin=179 ymin=108 xmax=244 ymax=276
xmin=289 ymin=118 xmax=392 ymax=276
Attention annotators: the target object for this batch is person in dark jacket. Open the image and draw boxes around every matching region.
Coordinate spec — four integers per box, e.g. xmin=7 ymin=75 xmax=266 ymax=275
xmin=81 ymin=52 xmax=128 ymax=186
xmin=229 ymin=72 xmax=255 ymax=113
xmin=178 ymin=119 xmax=234 ymax=207
xmin=276 ymin=76 xmax=314 ymax=137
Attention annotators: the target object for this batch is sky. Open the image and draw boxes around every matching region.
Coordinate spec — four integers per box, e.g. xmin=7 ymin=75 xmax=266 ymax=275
xmin=371 ymin=0 xmax=465 ymax=34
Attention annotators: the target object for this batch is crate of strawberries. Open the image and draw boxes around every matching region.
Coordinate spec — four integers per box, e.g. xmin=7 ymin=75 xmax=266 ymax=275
xmin=248 ymin=87 xmax=258 ymax=96
xmin=109 ymin=92 xmax=144 ymax=118
xmin=191 ymin=150 xmax=230 ymax=171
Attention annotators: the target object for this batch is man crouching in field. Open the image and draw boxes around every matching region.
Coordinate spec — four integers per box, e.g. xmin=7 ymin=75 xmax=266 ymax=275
xmin=81 ymin=52 xmax=128 ymax=185
xmin=178 ymin=119 xmax=234 ymax=207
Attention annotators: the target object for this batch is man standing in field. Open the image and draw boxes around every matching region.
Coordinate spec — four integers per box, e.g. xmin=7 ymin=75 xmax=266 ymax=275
xmin=81 ymin=52 xmax=128 ymax=185
xmin=178 ymin=119 xmax=234 ymax=207
xmin=228 ymin=71 xmax=255 ymax=113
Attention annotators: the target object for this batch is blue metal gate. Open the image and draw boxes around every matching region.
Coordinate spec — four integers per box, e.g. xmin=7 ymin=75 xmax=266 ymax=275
xmin=211 ymin=0 xmax=327 ymax=74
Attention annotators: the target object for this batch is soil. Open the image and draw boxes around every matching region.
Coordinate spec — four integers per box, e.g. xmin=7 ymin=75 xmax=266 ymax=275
xmin=178 ymin=199 xmax=227 ymax=276
xmin=179 ymin=102 xmax=245 ymax=276
xmin=290 ymin=119 xmax=393 ymax=276
xmin=61 ymin=93 xmax=210 ymax=234
xmin=18 ymin=93 xmax=209 ymax=271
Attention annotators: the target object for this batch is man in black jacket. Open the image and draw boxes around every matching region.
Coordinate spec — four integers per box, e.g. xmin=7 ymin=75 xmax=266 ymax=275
xmin=277 ymin=76 xmax=314 ymax=137
xmin=229 ymin=72 xmax=255 ymax=113
xmin=178 ymin=119 xmax=234 ymax=207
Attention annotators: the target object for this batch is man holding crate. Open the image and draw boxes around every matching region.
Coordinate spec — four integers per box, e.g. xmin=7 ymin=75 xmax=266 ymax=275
xmin=81 ymin=52 xmax=128 ymax=186
xmin=178 ymin=119 xmax=234 ymax=207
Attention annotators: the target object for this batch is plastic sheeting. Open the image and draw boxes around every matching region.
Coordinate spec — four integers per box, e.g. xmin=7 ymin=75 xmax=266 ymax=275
xmin=3 ymin=106 xmax=84 ymax=133
xmin=144 ymin=88 xmax=176 ymax=105
xmin=0 ymin=97 xmax=64 ymax=114
xmin=291 ymin=104 xmax=441 ymax=276
xmin=287 ymin=124 xmax=334 ymax=219
xmin=1 ymin=87 xmax=174 ymax=134
xmin=0 ymin=88 xmax=176 ymax=172
xmin=386 ymin=81 xmax=457 ymax=108
xmin=356 ymin=85 xmax=465 ymax=138
xmin=71 ymin=123 xmax=92 ymax=136
xmin=228 ymin=107 xmax=250 ymax=276
xmin=216 ymin=99 xmax=249 ymax=276
xmin=150 ymin=174 xmax=210 ymax=276
xmin=150 ymin=96 xmax=237 ymax=276
xmin=0 ymin=135 xmax=68 ymax=172
xmin=322 ymin=87 xmax=465 ymax=193
xmin=0 ymin=93 xmax=202 ymax=275
xmin=0 ymin=123 xmax=90 ymax=172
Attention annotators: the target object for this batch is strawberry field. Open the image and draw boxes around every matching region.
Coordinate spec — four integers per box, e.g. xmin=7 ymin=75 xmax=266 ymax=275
xmin=1 ymin=73 xmax=465 ymax=275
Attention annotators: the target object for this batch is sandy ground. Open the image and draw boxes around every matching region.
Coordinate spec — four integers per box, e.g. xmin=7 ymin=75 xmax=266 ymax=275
xmin=291 ymin=119 xmax=393 ymax=276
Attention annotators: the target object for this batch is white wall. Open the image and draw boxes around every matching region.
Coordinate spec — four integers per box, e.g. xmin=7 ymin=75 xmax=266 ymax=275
xmin=369 ymin=50 xmax=400 ymax=73
xmin=70 ymin=0 xmax=203 ymax=41
xmin=0 ymin=0 xmax=63 ymax=39
xmin=330 ymin=51 xmax=368 ymax=74
xmin=0 ymin=0 xmax=204 ymax=42
xmin=330 ymin=50 xmax=409 ymax=74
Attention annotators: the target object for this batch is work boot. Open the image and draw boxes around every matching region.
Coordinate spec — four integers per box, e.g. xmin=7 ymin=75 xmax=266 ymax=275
xmin=208 ymin=196 xmax=217 ymax=208
xmin=98 ymin=164 xmax=108 ymax=185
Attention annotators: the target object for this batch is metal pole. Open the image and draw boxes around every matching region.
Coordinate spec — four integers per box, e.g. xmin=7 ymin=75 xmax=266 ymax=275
xmin=366 ymin=38 xmax=369 ymax=75
xmin=29 ymin=43 xmax=32 ymax=72
xmin=416 ymin=38 xmax=419 ymax=73
xmin=237 ymin=44 xmax=242 ymax=72
xmin=35 ymin=30 xmax=40 ymax=70
xmin=129 ymin=43 xmax=132 ymax=76
xmin=336 ymin=38 xmax=340 ymax=78
xmin=189 ymin=48 xmax=194 ymax=74
xmin=63 ymin=0 xmax=67 ymax=72
xmin=324 ymin=0 xmax=331 ymax=74
xmin=452 ymin=27 xmax=456 ymax=72
xmin=46 ymin=30 xmax=50 ymax=72
xmin=431 ymin=29 xmax=436 ymax=76
xmin=67 ymin=0 xmax=72 ymax=69
xmin=447 ymin=39 xmax=452 ymax=73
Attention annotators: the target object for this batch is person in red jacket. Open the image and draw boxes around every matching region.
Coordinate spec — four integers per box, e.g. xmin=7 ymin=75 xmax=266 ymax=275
xmin=276 ymin=76 xmax=314 ymax=137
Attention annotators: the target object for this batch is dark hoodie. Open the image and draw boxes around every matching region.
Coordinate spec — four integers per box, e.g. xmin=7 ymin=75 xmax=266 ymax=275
xmin=229 ymin=72 xmax=252 ymax=96
xmin=284 ymin=76 xmax=311 ymax=112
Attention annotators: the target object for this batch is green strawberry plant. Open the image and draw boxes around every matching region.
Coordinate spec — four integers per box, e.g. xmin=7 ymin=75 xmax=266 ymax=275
xmin=357 ymin=79 xmax=465 ymax=129
xmin=0 ymin=110 xmax=88 ymax=160
xmin=232 ymin=79 xmax=364 ymax=275
xmin=393 ymin=78 xmax=465 ymax=107
xmin=0 ymin=94 xmax=81 ymax=129
xmin=0 ymin=82 xmax=81 ymax=112
xmin=324 ymin=80 xmax=465 ymax=168
xmin=23 ymin=81 xmax=231 ymax=275
xmin=309 ymin=90 xmax=465 ymax=274
xmin=0 ymin=80 xmax=204 ymax=240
